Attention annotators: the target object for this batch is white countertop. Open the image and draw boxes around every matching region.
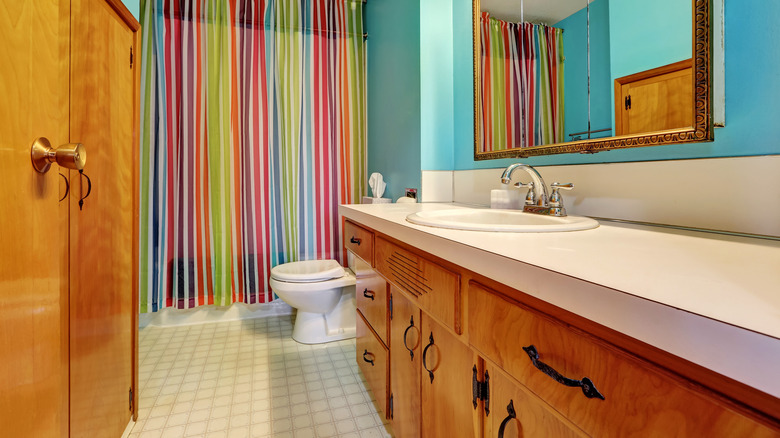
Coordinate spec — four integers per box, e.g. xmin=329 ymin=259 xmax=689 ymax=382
xmin=339 ymin=202 xmax=780 ymax=398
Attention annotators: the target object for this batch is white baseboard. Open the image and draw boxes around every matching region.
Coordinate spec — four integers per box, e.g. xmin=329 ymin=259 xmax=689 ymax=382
xmin=139 ymin=300 xmax=294 ymax=328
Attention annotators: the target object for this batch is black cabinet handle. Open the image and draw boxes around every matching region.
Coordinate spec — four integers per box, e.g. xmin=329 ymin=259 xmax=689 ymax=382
xmin=362 ymin=349 xmax=375 ymax=366
xmin=350 ymin=236 xmax=361 ymax=245
xmin=403 ymin=316 xmax=415 ymax=360
xmin=497 ymin=400 xmax=517 ymax=438
xmin=522 ymin=345 xmax=605 ymax=400
xmin=362 ymin=288 xmax=374 ymax=301
xmin=78 ymin=170 xmax=92 ymax=211
xmin=422 ymin=332 xmax=435 ymax=383
xmin=59 ymin=173 xmax=69 ymax=202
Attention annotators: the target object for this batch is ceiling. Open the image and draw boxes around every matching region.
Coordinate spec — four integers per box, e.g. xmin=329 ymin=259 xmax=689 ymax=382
xmin=480 ymin=0 xmax=594 ymax=25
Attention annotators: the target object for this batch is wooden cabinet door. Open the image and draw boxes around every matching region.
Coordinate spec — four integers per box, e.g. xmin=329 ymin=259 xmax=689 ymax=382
xmin=615 ymin=59 xmax=693 ymax=135
xmin=420 ymin=315 xmax=479 ymax=437
xmin=68 ymin=0 xmax=137 ymax=435
xmin=484 ymin=363 xmax=586 ymax=438
xmin=389 ymin=289 xmax=422 ymax=437
xmin=0 ymin=1 xmax=69 ymax=436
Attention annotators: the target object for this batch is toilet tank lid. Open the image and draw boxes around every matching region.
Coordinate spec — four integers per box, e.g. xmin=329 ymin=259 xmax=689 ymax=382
xmin=270 ymin=260 xmax=346 ymax=283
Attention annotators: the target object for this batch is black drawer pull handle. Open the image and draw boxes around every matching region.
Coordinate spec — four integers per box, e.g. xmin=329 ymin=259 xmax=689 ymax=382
xmin=59 ymin=173 xmax=69 ymax=202
xmin=362 ymin=349 xmax=375 ymax=366
xmin=497 ymin=400 xmax=517 ymax=438
xmin=350 ymin=236 xmax=362 ymax=245
xmin=362 ymin=288 xmax=374 ymax=300
xmin=522 ymin=345 xmax=605 ymax=400
xmin=403 ymin=315 xmax=415 ymax=360
xmin=422 ymin=332 xmax=435 ymax=383
xmin=78 ymin=170 xmax=92 ymax=211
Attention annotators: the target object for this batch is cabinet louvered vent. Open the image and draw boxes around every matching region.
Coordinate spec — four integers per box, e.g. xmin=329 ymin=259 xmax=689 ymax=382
xmin=387 ymin=251 xmax=432 ymax=297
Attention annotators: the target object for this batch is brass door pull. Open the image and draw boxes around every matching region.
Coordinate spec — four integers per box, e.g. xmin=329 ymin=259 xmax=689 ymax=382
xmin=31 ymin=137 xmax=86 ymax=173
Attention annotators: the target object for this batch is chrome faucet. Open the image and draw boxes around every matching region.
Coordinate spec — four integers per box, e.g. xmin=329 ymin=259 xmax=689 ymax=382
xmin=500 ymin=163 xmax=573 ymax=217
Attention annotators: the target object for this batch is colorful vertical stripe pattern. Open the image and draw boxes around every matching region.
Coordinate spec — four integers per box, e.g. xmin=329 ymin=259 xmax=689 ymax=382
xmin=480 ymin=12 xmax=564 ymax=151
xmin=139 ymin=0 xmax=366 ymax=313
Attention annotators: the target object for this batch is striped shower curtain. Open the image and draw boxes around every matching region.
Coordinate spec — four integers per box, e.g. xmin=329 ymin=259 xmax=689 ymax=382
xmin=139 ymin=0 xmax=366 ymax=313
xmin=480 ymin=12 xmax=564 ymax=151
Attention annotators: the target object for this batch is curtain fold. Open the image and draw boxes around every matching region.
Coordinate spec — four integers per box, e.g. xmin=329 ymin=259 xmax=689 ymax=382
xmin=480 ymin=12 xmax=564 ymax=151
xmin=139 ymin=0 xmax=366 ymax=313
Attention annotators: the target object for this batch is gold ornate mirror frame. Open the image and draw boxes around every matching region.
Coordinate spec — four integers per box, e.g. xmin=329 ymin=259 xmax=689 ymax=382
xmin=473 ymin=0 xmax=713 ymax=159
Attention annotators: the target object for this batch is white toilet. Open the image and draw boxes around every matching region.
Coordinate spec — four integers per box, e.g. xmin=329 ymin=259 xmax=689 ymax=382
xmin=269 ymin=259 xmax=356 ymax=344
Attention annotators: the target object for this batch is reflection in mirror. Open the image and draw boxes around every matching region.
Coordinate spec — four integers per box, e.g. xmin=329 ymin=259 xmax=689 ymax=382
xmin=474 ymin=0 xmax=711 ymax=159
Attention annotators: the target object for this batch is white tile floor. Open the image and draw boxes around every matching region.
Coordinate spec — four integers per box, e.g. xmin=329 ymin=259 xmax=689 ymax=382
xmin=129 ymin=316 xmax=393 ymax=438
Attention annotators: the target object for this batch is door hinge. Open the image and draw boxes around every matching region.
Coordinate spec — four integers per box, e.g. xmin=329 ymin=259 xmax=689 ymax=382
xmin=389 ymin=393 xmax=394 ymax=420
xmin=389 ymin=293 xmax=393 ymax=320
xmin=472 ymin=366 xmax=490 ymax=416
xmin=625 ymin=95 xmax=632 ymax=110
xmin=130 ymin=47 xmax=134 ymax=68
xmin=129 ymin=387 xmax=134 ymax=411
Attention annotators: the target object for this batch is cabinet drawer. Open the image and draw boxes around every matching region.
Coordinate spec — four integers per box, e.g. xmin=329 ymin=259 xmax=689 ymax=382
xmin=375 ymin=236 xmax=461 ymax=334
xmin=356 ymin=311 xmax=388 ymax=417
xmin=356 ymin=269 xmax=388 ymax=346
xmin=345 ymin=221 xmax=373 ymax=265
xmin=468 ymin=281 xmax=779 ymax=437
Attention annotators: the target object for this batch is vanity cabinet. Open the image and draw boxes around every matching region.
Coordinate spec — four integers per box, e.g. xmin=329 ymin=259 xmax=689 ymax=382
xmin=344 ymin=219 xmax=780 ymax=437
xmin=419 ymin=314 xmax=478 ymax=437
xmin=389 ymin=289 xmax=421 ymax=437
xmin=469 ymin=281 xmax=779 ymax=437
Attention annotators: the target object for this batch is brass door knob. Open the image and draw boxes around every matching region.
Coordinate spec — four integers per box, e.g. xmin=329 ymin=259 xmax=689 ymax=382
xmin=31 ymin=137 xmax=86 ymax=173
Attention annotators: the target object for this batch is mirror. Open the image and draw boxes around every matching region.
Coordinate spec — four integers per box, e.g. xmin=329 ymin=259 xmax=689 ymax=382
xmin=473 ymin=0 xmax=713 ymax=159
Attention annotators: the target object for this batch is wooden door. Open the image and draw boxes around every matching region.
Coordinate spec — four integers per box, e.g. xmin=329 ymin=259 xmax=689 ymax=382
xmin=68 ymin=0 xmax=137 ymax=435
xmin=0 ymin=1 xmax=70 ymax=436
xmin=389 ymin=289 xmax=422 ymax=437
xmin=420 ymin=315 xmax=479 ymax=437
xmin=615 ymin=59 xmax=693 ymax=135
xmin=483 ymin=362 xmax=586 ymax=438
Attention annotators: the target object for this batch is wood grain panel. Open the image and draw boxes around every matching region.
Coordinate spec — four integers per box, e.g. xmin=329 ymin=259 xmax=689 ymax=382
xmin=420 ymin=315 xmax=479 ymax=438
xmin=356 ymin=271 xmax=388 ymax=346
xmin=468 ymin=281 xmax=780 ymax=437
xmin=484 ymin=362 xmax=587 ymax=438
xmin=389 ymin=289 xmax=422 ymax=437
xmin=615 ymin=59 xmax=693 ymax=135
xmin=0 ymin=0 xmax=69 ymax=435
xmin=375 ymin=236 xmax=461 ymax=334
xmin=356 ymin=311 xmax=389 ymax=417
xmin=68 ymin=0 xmax=136 ymax=435
xmin=345 ymin=221 xmax=374 ymax=265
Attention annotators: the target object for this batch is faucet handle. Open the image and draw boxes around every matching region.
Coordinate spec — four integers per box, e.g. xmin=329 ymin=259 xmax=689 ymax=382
xmin=549 ymin=182 xmax=573 ymax=215
xmin=550 ymin=182 xmax=574 ymax=191
xmin=514 ymin=181 xmax=536 ymax=205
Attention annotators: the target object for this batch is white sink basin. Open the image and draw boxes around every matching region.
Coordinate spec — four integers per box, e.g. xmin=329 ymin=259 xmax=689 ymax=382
xmin=406 ymin=208 xmax=599 ymax=232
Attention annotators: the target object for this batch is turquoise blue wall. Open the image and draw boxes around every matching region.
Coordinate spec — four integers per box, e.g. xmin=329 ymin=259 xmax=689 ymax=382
xmin=609 ymin=0 xmax=690 ymax=81
xmin=450 ymin=0 xmax=780 ymax=169
xmin=420 ymin=0 xmax=455 ymax=171
xmin=123 ymin=0 xmax=139 ymax=19
xmin=365 ymin=0 xmax=422 ymax=200
xmin=452 ymin=0 xmax=474 ymax=171
xmin=557 ymin=0 xmax=612 ymax=141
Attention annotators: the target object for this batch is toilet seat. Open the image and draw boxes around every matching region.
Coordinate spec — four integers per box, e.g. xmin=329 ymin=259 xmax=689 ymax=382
xmin=270 ymin=259 xmax=346 ymax=283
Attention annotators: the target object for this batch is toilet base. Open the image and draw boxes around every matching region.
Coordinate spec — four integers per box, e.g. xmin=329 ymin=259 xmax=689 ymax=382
xmin=290 ymin=286 xmax=356 ymax=344
xmin=292 ymin=310 xmax=356 ymax=344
